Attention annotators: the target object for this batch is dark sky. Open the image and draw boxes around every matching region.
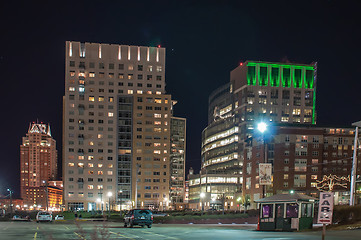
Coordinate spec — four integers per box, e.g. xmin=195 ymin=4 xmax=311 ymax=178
xmin=1 ymin=0 xmax=361 ymax=197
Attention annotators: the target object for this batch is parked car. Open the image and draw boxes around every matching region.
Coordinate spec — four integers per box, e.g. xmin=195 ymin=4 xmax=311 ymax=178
xmin=55 ymin=215 xmax=64 ymax=220
xmin=36 ymin=211 xmax=52 ymax=223
xmin=12 ymin=215 xmax=22 ymax=221
xmin=124 ymin=209 xmax=153 ymax=228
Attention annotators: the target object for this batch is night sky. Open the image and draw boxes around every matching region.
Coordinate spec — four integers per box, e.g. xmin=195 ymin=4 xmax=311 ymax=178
xmin=1 ymin=1 xmax=361 ymax=197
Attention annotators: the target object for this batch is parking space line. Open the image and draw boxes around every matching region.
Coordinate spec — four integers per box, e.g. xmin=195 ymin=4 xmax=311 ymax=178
xmin=74 ymin=231 xmax=86 ymax=240
xmin=110 ymin=231 xmax=136 ymax=240
xmin=143 ymin=231 xmax=180 ymax=240
xmin=33 ymin=232 xmax=37 ymax=240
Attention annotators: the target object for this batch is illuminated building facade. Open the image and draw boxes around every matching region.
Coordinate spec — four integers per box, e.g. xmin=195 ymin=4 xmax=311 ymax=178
xmin=244 ymin=124 xmax=361 ymax=206
xmin=63 ymin=41 xmax=185 ymax=211
xmin=170 ymin=117 xmax=186 ymax=209
xmin=20 ymin=123 xmax=58 ymax=208
xmin=189 ymin=61 xmax=317 ymax=210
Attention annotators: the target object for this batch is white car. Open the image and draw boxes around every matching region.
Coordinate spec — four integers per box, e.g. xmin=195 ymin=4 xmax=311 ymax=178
xmin=36 ymin=211 xmax=52 ymax=222
xmin=55 ymin=215 xmax=64 ymax=220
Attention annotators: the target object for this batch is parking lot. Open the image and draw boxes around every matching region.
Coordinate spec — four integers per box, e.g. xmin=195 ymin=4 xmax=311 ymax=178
xmin=0 ymin=221 xmax=360 ymax=240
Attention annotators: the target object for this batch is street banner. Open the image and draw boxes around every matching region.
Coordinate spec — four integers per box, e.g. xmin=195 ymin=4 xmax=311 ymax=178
xmin=259 ymin=163 xmax=272 ymax=185
xmin=317 ymin=192 xmax=334 ymax=224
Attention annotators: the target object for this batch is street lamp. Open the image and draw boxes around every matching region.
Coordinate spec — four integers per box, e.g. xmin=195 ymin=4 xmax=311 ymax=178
xmin=200 ymin=193 xmax=205 ymax=215
xmin=257 ymin=122 xmax=268 ymax=199
xmin=350 ymin=120 xmax=361 ymax=206
xmin=96 ymin=198 xmax=103 ymax=215
xmin=107 ymin=192 xmax=112 ymax=218
xmin=257 ymin=122 xmax=267 ymax=134
xmin=7 ymin=189 xmax=13 ymax=217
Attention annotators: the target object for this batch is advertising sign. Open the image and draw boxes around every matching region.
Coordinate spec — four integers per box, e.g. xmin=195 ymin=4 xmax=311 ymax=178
xmin=317 ymin=192 xmax=334 ymax=224
xmin=259 ymin=163 xmax=272 ymax=185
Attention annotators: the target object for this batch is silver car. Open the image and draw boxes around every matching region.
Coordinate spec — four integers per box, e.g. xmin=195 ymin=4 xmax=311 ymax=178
xmin=36 ymin=211 xmax=52 ymax=222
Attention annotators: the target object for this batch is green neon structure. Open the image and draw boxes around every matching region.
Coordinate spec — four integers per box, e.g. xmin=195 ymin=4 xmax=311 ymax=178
xmin=270 ymin=67 xmax=279 ymax=87
xmin=247 ymin=66 xmax=256 ymax=85
xmin=245 ymin=61 xmax=317 ymax=124
xmin=246 ymin=62 xmax=314 ymax=89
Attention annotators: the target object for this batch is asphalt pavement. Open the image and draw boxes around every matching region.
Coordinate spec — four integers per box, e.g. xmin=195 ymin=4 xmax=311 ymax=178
xmin=0 ymin=221 xmax=360 ymax=240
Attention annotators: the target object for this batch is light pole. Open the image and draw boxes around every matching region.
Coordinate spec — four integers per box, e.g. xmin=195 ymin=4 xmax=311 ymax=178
xmin=98 ymin=189 xmax=103 ymax=215
xmin=7 ymin=189 xmax=13 ymax=217
xmin=42 ymin=180 xmax=48 ymax=211
xmin=107 ymin=192 xmax=112 ymax=218
xmin=350 ymin=120 xmax=361 ymax=206
xmin=200 ymin=192 xmax=205 ymax=215
xmin=163 ymin=197 xmax=168 ymax=211
xmin=96 ymin=198 xmax=101 ymax=213
xmin=257 ymin=122 xmax=268 ymax=198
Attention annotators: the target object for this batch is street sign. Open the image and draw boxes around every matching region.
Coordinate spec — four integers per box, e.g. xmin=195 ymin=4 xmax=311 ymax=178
xmin=317 ymin=192 xmax=334 ymax=224
xmin=259 ymin=163 xmax=272 ymax=185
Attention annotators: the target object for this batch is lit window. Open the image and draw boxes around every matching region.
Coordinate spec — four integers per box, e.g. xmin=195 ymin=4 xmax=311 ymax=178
xmin=98 ymin=134 xmax=103 ymax=139
xmin=107 ymin=171 xmax=113 ymax=175
xmin=88 ymin=185 xmax=94 ymax=190
xmin=137 ymin=90 xmax=143 ymax=94
xmin=128 ymin=65 xmax=134 ymax=70
xmin=154 ymin=121 xmax=161 ymax=125
xmin=109 ymin=97 xmax=113 ymax=102
xmin=156 ymin=91 xmax=161 ymax=95
xmin=69 ymin=87 xmax=75 ymax=92
xmin=68 ymin=163 xmax=74 ymax=167
xmin=99 ymin=96 xmax=104 ymax=101
xmin=89 ymin=72 xmax=95 ymax=77
xmin=98 ymin=171 xmax=103 ymax=175
xmin=108 ymin=164 xmax=113 ymax=168
xmin=128 ymin=90 xmax=133 ymax=94
xmin=147 ymin=66 xmax=153 ymax=72
xmin=128 ymin=74 xmax=133 ymax=79
xmin=154 ymin=128 xmax=162 ymax=132
xmin=88 ymin=163 xmax=94 ymax=167
xmin=89 ymin=96 xmax=95 ymax=102
xmin=79 ymin=87 xmax=85 ymax=92
xmin=78 ymin=163 xmax=84 ymax=168
xmin=154 ymin=114 xmax=161 ymax=118
xmin=155 ymin=98 xmax=162 ymax=104
xmin=89 ymin=171 xmax=94 ymax=174
xmin=88 ymin=156 xmax=94 ymax=160
xmin=98 ymin=164 xmax=103 ymax=168
xmin=97 ymin=185 xmax=103 ymax=190
xmin=156 ymin=66 xmax=162 ymax=72
xmin=154 ymin=150 xmax=161 ymax=154
xmin=108 ymin=112 xmax=113 ymax=117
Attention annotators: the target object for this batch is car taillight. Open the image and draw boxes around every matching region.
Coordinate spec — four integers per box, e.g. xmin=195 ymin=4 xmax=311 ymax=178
xmin=131 ymin=215 xmax=134 ymax=220
xmin=151 ymin=215 xmax=153 ymax=220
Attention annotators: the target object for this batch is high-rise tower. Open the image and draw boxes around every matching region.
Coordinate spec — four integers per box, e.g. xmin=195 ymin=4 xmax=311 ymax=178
xmin=20 ymin=123 xmax=57 ymax=207
xmin=63 ymin=41 xmax=185 ymax=211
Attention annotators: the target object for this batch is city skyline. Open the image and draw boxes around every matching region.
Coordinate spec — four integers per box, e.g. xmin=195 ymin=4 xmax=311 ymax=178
xmin=1 ymin=1 xmax=361 ymax=197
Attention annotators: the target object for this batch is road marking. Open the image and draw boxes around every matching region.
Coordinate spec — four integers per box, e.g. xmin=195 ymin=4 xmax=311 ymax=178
xmin=74 ymin=231 xmax=86 ymax=240
xmin=36 ymin=226 xmax=39 ymax=230
xmin=33 ymin=232 xmax=37 ymax=240
xmin=143 ymin=231 xmax=180 ymax=240
xmin=110 ymin=231 xmax=136 ymax=240
xmin=64 ymin=226 xmax=69 ymax=230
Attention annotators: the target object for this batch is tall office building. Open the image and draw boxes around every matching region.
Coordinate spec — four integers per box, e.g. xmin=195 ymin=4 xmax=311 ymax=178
xmin=20 ymin=123 xmax=57 ymax=207
xmin=189 ymin=61 xmax=317 ymax=210
xmin=63 ymin=41 xmax=185 ymax=211
xmin=170 ymin=117 xmax=186 ymax=209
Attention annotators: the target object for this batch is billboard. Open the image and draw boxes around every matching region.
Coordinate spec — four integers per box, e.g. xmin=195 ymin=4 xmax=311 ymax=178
xmin=259 ymin=163 xmax=272 ymax=185
xmin=317 ymin=192 xmax=334 ymax=224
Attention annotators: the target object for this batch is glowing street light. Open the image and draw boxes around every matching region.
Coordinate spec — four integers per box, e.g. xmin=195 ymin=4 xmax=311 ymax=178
xmin=107 ymin=192 xmax=113 ymax=217
xmin=200 ymin=193 xmax=206 ymax=215
xmin=257 ymin=122 xmax=267 ymax=133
